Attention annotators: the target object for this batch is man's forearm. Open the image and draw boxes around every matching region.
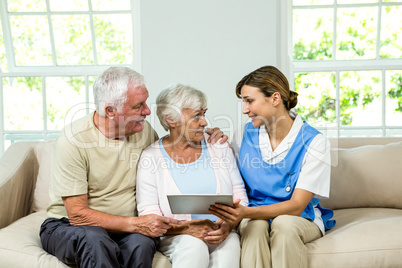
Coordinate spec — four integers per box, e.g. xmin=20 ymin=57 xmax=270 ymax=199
xmin=63 ymin=194 xmax=135 ymax=233
xmin=67 ymin=206 xmax=135 ymax=233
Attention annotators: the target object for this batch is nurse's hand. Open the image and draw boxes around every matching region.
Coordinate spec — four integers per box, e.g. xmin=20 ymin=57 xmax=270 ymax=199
xmin=205 ymin=127 xmax=228 ymax=144
xmin=209 ymin=199 xmax=246 ymax=229
xmin=204 ymin=219 xmax=231 ymax=245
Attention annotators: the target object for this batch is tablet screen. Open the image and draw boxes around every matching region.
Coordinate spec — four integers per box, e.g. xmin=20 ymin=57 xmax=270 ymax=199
xmin=167 ymin=194 xmax=233 ymax=214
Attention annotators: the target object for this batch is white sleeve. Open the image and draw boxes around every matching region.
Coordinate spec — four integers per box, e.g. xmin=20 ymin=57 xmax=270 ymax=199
xmin=136 ymin=150 xmax=163 ymax=216
xmin=295 ymin=133 xmax=331 ymax=199
xmin=231 ymin=124 xmax=245 ymax=159
xmin=222 ymin=145 xmax=249 ymax=207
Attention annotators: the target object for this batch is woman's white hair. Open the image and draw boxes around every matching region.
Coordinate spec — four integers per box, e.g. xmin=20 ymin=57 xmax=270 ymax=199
xmin=156 ymin=84 xmax=208 ymax=131
xmin=93 ymin=67 xmax=145 ymax=117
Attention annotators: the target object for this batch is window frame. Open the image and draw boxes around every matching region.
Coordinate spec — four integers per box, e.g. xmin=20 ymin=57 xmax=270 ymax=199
xmin=284 ymin=0 xmax=402 ymax=138
xmin=0 ymin=0 xmax=141 ymax=155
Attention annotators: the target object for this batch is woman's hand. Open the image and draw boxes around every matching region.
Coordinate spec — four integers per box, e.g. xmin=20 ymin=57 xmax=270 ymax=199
xmin=133 ymin=214 xmax=182 ymax=237
xmin=185 ymin=219 xmax=219 ymax=241
xmin=205 ymin=127 xmax=228 ymax=144
xmin=209 ymin=199 xmax=246 ymax=229
xmin=204 ymin=219 xmax=231 ymax=245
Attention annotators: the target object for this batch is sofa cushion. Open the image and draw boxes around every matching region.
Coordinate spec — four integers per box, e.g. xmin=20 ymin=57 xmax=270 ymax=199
xmin=32 ymin=140 xmax=56 ymax=212
xmin=307 ymin=208 xmax=402 ymax=268
xmin=0 ymin=211 xmax=71 ymax=268
xmin=0 ymin=211 xmax=171 ymax=267
xmin=321 ymin=141 xmax=402 ymax=210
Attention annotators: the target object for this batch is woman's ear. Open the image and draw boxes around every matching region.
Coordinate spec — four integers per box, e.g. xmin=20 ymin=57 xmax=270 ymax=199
xmin=165 ymin=115 xmax=176 ymax=128
xmin=105 ymin=105 xmax=116 ymax=119
xmin=271 ymin=92 xmax=282 ymax=107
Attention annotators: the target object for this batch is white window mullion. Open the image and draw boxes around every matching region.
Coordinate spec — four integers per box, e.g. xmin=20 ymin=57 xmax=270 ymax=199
xmin=132 ymin=0 xmax=141 ymax=72
xmin=0 ymin=77 xmax=4 ymax=154
xmin=42 ymin=76 xmax=48 ymax=138
xmin=376 ymin=1 xmax=382 ymax=60
xmin=85 ymin=75 xmax=90 ymax=114
xmin=333 ymin=0 xmax=338 ymax=62
xmin=45 ymin=0 xmax=58 ymax=66
xmin=88 ymin=0 xmax=98 ymax=66
xmin=381 ymin=69 xmax=386 ymax=137
xmin=335 ymin=70 xmax=341 ymax=137
xmin=0 ymin=0 xmax=17 ymax=72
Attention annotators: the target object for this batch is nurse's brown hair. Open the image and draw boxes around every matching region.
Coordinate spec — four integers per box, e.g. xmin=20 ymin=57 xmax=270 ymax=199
xmin=236 ymin=66 xmax=298 ymax=111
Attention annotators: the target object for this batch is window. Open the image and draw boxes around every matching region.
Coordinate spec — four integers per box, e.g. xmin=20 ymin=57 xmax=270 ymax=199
xmin=290 ymin=0 xmax=402 ymax=137
xmin=0 ymin=0 xmax=139 ymax=155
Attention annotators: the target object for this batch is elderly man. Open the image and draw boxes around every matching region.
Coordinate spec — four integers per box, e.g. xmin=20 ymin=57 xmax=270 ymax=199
xmin=39 ymin=67 xmax=226 ymax=268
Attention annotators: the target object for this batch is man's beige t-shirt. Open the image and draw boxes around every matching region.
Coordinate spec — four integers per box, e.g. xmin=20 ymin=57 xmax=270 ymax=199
xmin=47 ymin=112 xmax=158 ymax=219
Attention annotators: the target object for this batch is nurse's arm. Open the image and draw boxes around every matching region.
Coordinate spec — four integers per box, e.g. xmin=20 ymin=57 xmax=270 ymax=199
xmin=210 ymin=189 xmax=314 ymax=223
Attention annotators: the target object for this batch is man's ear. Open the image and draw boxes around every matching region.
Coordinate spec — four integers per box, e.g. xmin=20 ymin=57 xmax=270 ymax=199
xmin=271 ymin=92 xmax=282 ymax=107
xmin=105 ymin=105 xmax=116 ymax=119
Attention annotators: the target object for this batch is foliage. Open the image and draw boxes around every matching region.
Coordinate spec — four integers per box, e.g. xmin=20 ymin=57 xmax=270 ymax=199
xmin=294 ymin=31 xmax=332 ymax=60
xmin=293 ymin=4 xmax=402 ymax=126
xmin=0 ymin=0 xmax=132 ymax=133
xmin=388 ymin=73 xmax=402 ymax=112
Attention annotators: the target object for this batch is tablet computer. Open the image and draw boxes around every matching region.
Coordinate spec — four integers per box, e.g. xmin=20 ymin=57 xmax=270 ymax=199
xmin=167 ymin=194 xmax=233 ymax=214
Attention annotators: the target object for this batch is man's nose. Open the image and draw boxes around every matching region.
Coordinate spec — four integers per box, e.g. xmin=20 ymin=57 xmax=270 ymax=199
xmin=142 ymin=103 xmax=151 ymax=116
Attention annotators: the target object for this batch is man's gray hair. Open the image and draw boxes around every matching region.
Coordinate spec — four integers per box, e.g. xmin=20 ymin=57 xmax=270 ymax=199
xmin=93 ymin=67 xmax=145 ymax=117
xmin=156 ymin=84 xmax=208 ymax=131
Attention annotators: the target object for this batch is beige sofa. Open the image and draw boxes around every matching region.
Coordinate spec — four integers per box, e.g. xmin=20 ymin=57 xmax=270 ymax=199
xmin=1 ymin=138 xmax=402 ymax=268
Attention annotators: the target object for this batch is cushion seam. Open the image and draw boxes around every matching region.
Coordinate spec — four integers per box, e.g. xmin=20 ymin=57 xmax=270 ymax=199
xmin=308 ymin=247 xmax=402 ymax=255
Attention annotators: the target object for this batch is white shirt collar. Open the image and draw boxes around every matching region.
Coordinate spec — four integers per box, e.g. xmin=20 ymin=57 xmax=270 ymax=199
xmin=259 ymin=113 xmax=303 ymax=161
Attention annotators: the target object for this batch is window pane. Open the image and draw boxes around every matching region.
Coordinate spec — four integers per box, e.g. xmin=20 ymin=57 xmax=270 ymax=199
xmin=293 ymin=0 xmax=334 ymax=5
xmin=340 ymin=71 xmax=382 ymax=126
xmin=294 ymin=72 xmax=336 ymax=127
xmin=336 ymin=7 xmax=377 ymax=60
xmin=91 ymin=0 xmax=130 ymax=11
xmin=88 ymin=76 xmax=96 ymax=110
xmin=386 ymin=70 xmax=402 ymax=126
xmin=337 ymin=0 xmax=378 ymax=3
xmin=0 ymin=22 xmax=7 ymax=72
xmin=10 ymin=15 xmax=53 ymax=66
xmin=340 ymin=129 xmax=382 ymax=137
xmin=52 ymin=15 xmax=94 ymax=65
xmin=46 ymin=77 xmax=86 ymax=130
xmin=293 ymin=9 xmax=333 ymax=60
xmin=94 ymin=14 xmax=132 ymax=64
xmin=49 ymin=0 xmax=88 ymax=11
xmin=386 ymin=129 xmax=402 ymax=137
xmin=380 ymin=6 xmax=402 ymax=59
xmin=3 ymin=77 xmax=43 ymax=130
xmin=7 ymin=0 xmax=46 ymax=12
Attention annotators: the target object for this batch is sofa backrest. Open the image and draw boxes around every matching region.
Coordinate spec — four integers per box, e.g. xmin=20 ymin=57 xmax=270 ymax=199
xmin=31 ymin=139 xmax=402 ymax=213
xmin=32 ymin=140 xmax=56 ymax=212
xmin=321 ymin=141 xmax=402 ymax=210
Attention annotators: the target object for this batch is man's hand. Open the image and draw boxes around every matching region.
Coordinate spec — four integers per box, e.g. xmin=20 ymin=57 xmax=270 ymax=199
xmin=133 ymin=214 xmax=182 ymax=237
xmin=205 ymin=127 xmax=228 ymax=144
xmin=204 ymin=218 xmax=231 ymax=245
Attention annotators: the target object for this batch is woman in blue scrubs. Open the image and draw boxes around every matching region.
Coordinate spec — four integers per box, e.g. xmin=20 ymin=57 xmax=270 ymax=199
xmin=209 ymin=66 xmax=336 ymax=268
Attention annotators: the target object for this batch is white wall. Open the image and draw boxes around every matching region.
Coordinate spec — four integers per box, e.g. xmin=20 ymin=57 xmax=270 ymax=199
xmin=140 ymin=0 xmax=279 ymax=139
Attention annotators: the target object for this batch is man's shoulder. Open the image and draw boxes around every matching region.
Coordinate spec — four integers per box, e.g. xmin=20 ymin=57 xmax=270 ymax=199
xmin=60 ymin=113 xmax=95 ymax=139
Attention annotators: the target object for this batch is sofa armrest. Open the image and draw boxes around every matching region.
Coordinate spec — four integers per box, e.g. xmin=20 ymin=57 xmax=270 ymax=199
xmin=0 ymin=142 xmax=39 ymax=228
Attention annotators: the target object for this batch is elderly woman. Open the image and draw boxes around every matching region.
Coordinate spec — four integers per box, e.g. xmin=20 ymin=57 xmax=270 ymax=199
xmin=136 ymin=84 xmax=248 ymax=268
